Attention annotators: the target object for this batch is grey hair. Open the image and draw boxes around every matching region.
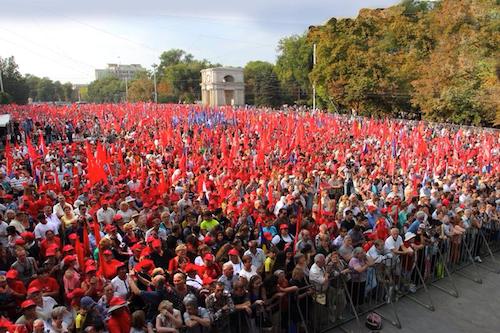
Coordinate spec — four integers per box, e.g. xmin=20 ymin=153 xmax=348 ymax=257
xmin=314 ymin=253 xmax=325 ymax=263
xmin=352 ymin=247 xmax=365 ymax=257
xmin=51 ymin=306 xmax=68 ymax=319
xmin=183 ymin=294 xmax=198 ymax=308
xmin=416 ymin=211 xmax=426 ymax=219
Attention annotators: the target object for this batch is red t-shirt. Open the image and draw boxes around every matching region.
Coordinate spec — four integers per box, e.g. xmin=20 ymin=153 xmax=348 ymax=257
xmin=100 ymin=259 xmax=123 ymax=280
xmin=28 ymin=277 xmax=60 ymax=294
xmin=9 ymin=280 xmax=27 ymax=305
xmin=107 ymin=310 xmax=131 ymax=333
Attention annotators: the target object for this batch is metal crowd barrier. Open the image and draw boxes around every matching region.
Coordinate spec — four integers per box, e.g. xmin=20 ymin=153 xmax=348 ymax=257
xmin=199 ymin=221 xmax=499 ymax=333
xmin=267 ymin=222 xmax=500 ymax=333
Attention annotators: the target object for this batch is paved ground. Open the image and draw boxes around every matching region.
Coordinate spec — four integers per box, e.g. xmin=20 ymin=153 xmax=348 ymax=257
xmin=328 ymin=257 xmax=500 ymax=333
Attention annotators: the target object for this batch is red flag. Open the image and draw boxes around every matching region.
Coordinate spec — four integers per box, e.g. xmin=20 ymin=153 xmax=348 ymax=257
xmin=5 ymin=139 xmax=12 ymax=175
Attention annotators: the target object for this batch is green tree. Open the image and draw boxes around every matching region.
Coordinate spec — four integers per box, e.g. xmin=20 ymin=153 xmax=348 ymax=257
xmin=275 ymin=34 xmax=312 ymax=105
xmin=37 ymin=78 xmax=56 ymax=101
xmin=25 ymin=74 xmax=41 ymax=101
xmin=0 ymin=56 xmax=29 ymax=104
xmin=128 ymin=71 xmax=154 ymax=102
xmin=411 ymin=0 xmax=499 ymax=125
xmin=62 ymin=82 xmax=74 ymax=102
xmin=87 ymin=76 xmax=124 ymax=103
xmin=244 ymin=61 xmax=281 ymax=107
xmin=158 ymin=49 xmax=194 ymax=76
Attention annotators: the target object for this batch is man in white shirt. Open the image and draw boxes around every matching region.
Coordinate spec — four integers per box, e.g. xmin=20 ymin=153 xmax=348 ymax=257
xmin=309 ymin=254 xmax=329 ymax=293
xmin=116 ymin=201 xmax=136 ymax=223
xmin=52 ymin=195 xmax=73 ymax=219
xmin=33 ymin=215 xmax=58 ymax=240
xmin=243 ymin=240 xmax=266 ymax=270
xmin=43 ymin=205 xmax=61 ymax=232
xmin=111 ymin=263 xmax=129 ymax=299
xmin=367 ymin=239 xmax=393 ymax=264
xmin=384 ymin=228 xmax=406 ymax=259
xmin=27 ymin=286 xmax=57 ymax=321
xmin=225 ymin=248 xmax=243 ymax=275
xmin=96 ymin=201 xmax=116 ymax=225
xmin=0 ymin=219 xmax=8 ymax=247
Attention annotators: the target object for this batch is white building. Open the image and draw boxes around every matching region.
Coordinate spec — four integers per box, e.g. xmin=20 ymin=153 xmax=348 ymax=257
xmin=200 ymin=67 xmax=244 ymax=107
xmin=95 ymin=64 xmax=145 ymax=81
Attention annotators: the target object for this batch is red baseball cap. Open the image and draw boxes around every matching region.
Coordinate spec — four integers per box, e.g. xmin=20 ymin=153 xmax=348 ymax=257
xmin=20 ymin=232 xmax=35 ymax=241
xmin=228 ymin=248 xmax=239 ymax=256
xmin=63 ymin=245 xmax=74 ymax=252
xmin=63 ymin=255 xmax=77 ymax=265
xmin=279 ymin=224 xmax=289 ymax=230
xmin=27 ymin=286 xmax=41 ymax=296
xmin=113 ymin=214 xmax=123 ymax=221
xmin=85 ymin=266 xmax=97 ymax=273
xmin=203 ymin=253 xmax=214 ymax=261
xmin=103 ymin=249 xmax=113 ymax=255
xmin=68 ymin=233 xmax=78 ymax=240
xmin=15 ymin=238 xmax=26 ymax=246
xmin=21 ymin=300 xmax=36 ymax=309
xmin=68 ymin=288 xmax=84 ymax=299
xmin=6 ymin=270 xmax=18 ymax=279
xmin=104 ymin=224 xmax=117 ymax=233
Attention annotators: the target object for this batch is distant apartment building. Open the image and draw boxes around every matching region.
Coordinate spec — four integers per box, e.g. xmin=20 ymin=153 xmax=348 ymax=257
xmin=95 ymin=64 xmax=145 ymax=81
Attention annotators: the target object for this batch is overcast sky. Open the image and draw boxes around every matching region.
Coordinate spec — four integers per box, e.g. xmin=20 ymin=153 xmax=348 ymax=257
xmin=0 ymin=0 xmax=398 ymax=84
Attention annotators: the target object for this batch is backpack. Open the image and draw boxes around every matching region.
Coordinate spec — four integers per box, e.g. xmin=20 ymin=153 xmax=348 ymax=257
xmin=365 ymin=312 xmax=382 ymax=330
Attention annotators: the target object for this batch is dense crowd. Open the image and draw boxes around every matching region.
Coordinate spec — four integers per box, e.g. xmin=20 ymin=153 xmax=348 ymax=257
xmin=0 ymin=103 xmax=498 ymax=333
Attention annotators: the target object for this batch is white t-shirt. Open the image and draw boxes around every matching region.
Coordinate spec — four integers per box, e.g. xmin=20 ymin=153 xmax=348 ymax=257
xmin=34 ymin=222 xmax=58 ymax=240
xmin=272 ymin=233 xmax=293 ymax=245
xmin=239 ymin=266 xmax=258 ymax=281
xmin=111 ymin=275 xmax=130 ymax=299
xmin=385 ymin=236 xmax=403 ymax=257
xmin=96 ymin=207 xmax=116 ymax=225
xmin=0 ymin=221 xmax=8 ymax=247
xmin=225 ymin=260 xmax=243 ymax=275
xmin=38 ymin=296 xmax=58 ymax=320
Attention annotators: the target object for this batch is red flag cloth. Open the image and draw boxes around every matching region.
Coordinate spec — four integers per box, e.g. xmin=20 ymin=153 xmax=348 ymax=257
xmin=75 ymin=236 xmax=85 ymax=268
xmin=5 ymin=139 xmax=12 ymax=175
xmin=38 ymin=133 xmax=47 ymax=156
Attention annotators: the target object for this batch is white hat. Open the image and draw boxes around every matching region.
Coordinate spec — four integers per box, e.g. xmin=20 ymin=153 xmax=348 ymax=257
xmin=404 ymin=232 xmax=416 ymax=242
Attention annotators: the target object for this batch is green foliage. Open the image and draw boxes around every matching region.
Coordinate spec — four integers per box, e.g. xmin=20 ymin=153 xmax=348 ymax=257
xmin=87 ymin=76 xmax=125 ymax=103
xmin=275 ymin=34 xmax=312 ymax=105
xmin=0 ymin=92 xmax=12 ymax=104
xmin=307 ymin=0 xmax=499 ymax=125
xmin=0 ymin=56 xmax=29 ymax=104
xmin=156 ymin=49 xmax=217 ymax=103
xmin=244 ymin=61 xmax=281 ymax=107
xmin=128 ymin=71 xmax=153 ymax=102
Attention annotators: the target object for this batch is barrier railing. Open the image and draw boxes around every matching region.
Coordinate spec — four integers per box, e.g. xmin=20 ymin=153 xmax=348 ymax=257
xmin=198 ymin=221 xmax=499 ymax=333
xmin=269 ymin=221 xmax=500 ymax=333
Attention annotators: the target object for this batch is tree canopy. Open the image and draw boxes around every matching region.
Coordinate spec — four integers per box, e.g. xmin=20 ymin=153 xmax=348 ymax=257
xmin=307 ymin=0 xmax=499 ymax=126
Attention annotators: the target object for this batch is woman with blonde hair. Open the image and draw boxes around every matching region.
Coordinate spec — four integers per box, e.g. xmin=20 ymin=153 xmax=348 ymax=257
xmin=156 ymin=300 xmax=182 ymax=333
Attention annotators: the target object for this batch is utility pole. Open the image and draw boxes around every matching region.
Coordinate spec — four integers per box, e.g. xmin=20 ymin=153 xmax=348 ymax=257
xmin=312 ymin=43 xmax=317 ymax=112
xmin=0 ymin=67 xmax=4 ymax=93
xmin=125 ymin=77 xmax=128 ymax=102
xmin=152 ymin=63 xmax=158 ymax=103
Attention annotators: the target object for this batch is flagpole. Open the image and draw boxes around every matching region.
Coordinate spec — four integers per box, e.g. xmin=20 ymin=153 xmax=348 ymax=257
xmin=152 ymin=63 xmax=158 ymax=103
xmin=312 ymin=43 xmax=317 ymax=112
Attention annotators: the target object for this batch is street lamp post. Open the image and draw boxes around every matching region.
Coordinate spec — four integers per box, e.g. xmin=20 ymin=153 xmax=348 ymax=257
xmin=152 ymin=64 xmax=158 ymax=103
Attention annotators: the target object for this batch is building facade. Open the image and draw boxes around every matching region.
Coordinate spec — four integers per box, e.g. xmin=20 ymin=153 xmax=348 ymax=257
xmin=95 ymin=64 xmax=145 ymax=81
xmin=200 ymin=67 xmax=244 ymax=107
